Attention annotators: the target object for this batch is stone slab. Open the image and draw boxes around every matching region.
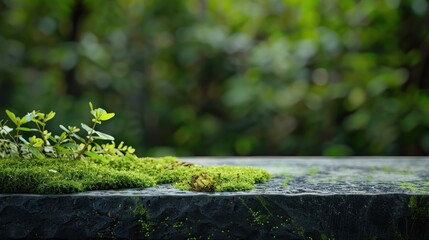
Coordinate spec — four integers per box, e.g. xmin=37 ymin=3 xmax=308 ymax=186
xmin=0 ymin=157 xmax=428 ymax=239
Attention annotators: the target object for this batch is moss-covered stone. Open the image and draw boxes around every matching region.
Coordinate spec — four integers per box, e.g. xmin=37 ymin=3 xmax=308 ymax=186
xmin=174 ymin=165 xmax=271 ymax=192
xmin=0 ymin=156 xmax=271 ymax=194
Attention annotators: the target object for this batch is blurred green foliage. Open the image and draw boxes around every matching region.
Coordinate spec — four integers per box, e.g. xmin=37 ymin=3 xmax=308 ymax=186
xmin=0 ymin=0 xmax=428 ymax=156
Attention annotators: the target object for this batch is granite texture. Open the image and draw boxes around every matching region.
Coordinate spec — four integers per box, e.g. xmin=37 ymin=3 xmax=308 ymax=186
xmin=1 ymin=157 xmax=429 ymax=239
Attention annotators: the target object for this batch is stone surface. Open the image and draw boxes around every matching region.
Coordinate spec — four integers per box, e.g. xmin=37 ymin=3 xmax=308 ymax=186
xmin=1 ymin=157 xmax=428 ymax=239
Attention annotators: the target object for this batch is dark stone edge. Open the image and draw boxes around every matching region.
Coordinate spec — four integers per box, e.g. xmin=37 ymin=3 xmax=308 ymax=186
xmin=1 ymin=193 xmax=428 ymax=240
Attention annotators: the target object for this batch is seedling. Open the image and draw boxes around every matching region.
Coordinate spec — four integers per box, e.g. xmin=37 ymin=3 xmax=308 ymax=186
xmin=0 ymin=102 xmax=135 ymax=160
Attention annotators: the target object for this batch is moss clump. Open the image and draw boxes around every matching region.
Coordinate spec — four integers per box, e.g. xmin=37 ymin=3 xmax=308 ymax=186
xmin=36 ymin=179 xmax=84 ymax=194
xmin=174 ymin=166 xmax=271 ymax=192
xmin=0 ymin=156 xmax=271 ymax=194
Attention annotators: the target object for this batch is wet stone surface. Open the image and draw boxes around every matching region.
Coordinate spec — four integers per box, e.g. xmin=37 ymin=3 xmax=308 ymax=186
xmin=186 ymin=157 xmax=429 ymax=195
xmin=71 ymin=157 xmax=429 ymax=196
xmin=1 ymin=157 xmax=429 ymax=239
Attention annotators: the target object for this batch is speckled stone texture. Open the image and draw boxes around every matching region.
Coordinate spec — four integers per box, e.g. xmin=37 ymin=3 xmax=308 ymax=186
xmin=1 ymin=157 xmax=428 ymax=240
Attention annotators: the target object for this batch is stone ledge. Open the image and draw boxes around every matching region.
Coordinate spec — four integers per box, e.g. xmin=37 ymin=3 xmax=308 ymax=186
xmin=1 ymin=157 xmax=428 ymax=239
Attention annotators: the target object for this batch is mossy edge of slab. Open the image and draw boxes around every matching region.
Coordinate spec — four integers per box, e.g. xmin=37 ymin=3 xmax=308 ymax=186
xmin=0 ymin=156 xmax=271 ymax=194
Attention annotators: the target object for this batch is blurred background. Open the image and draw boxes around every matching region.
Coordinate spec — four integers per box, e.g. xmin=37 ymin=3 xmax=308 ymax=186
xmin=0 ymin=0 xmax=429 ymax=157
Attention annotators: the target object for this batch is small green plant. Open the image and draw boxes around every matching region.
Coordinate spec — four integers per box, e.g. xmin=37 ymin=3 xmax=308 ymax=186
xmin=0 ymin=102 xmax=135 ymax=160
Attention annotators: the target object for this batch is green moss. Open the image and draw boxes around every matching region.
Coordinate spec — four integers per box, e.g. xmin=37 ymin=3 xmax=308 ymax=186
xmin=370 ymin=165 xmax=414 ymax=175
xmin=392 ymin=196 xmax=429 ymax=240
xmin=133 ymin=204 xmax=148 ymax=216
xmin=306 ymin=167 xmax=320 ymax=176
xmin=133 ymin=204 xmax=154 ymax=238
xmin=172 ymin=221 xmax=184 ymax=228
xmin=286 ymin=218 xmax=305 ymax=237
xmin=398 ymin=182 xmax=429 ymax=193
xmin=137 ymin=217 xmax=154 ymax=238
xmin=399 ymin=182 xmax=419 ymax=191
xmin=36 ymin=179 xmax=84 ymax=194
xmin=409 ymin=196 xmax=418 ymax=209
xmin=381 ymin=165 xmax=393 ymax=174
xmin=241 ymin=203 xmax=270 ymax=226
xmin=174 ymin=165 xmax=271 ymax=192
xmin=409 ymin=196 xmax=429 ymax=220
xmin=0 ymin=156 xmax=271 ymax=194
xmin=282 ymin=174 xmax=293 ymax=186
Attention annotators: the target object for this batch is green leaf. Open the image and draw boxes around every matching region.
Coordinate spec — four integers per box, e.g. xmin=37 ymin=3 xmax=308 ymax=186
xmin=54 ymin=132 xmax=67 ymax=142
xmin=99 ymin=112 xmax=115 ymax=121
xmin=59 ymin=125 xmax=69 ymax=132
xmin=49 ymin=135 xmax=58 ymax=143
xmin=92 ymin=118 xmax=102 ymax=124
xmin=45 ymin=111 xmax=56 ymax=121
xmin=84 ymin=151 xmax=106 ymax=161
xmin=93 ymin=130 xmax=115 ymax=141
xmin=29 ymin=136 xmax=44 ymax=147
xmin=36 ymin=112 xmax=45 ymax=119
xmin=126 ymin=146 xmax=135 ymax=154
xmin=28 ymin=146 xmax=45 ymax=159
xmin=18 ymin=136 xmax=29 ymax=144
xmin=55 ymin=145 xmax=74 ymax=155
xmin=89 ymin=102 xmax=94 ymax=111
xmin=81 ymin=123 xmax=94 ymax=134
xmin=5 ymin=110 xmax=18 ymax=126
xmin=90 ymin=110 xmax=97 ymax=119
xmin=60 ymin=142 xmax=79 ymax=149
xmin=19 ymin=116 xmax=29 ymax=125
xmin=60 ymin=125 xmax=80 ymax=134
xmin=71 ymin=133 xmax=86 ymax=143
xmin=96 ymin=108 xmax=107 ymax=114
xmin=32 ymin=119 xmax=45 ymax=126
xmin=16 ymin=127 xmax=37 ymax=132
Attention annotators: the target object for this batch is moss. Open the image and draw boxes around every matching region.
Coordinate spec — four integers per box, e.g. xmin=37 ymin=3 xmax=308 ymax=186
xmin=282 ymin=174 xmax=293 ymax=186
xmin=172 ymin=221 xmax=184 ymax=228
xmin=174 ymin=165 xmax=271 ymax=192
xmin=133 ymin=204 xmax=148 ymax=216
xmin=133 ymin=204 xmax=154 ymax=238
xmin=36 ymin=179 xmax=84 ymax=194
xmin=0 ymin=156 xmax=271 ymax=194
xmin=409 ymin=196 xmax=429 ymax=220
xmin=390 ymin=196 xmax=429 ymax=240
xmin=399 ymin=182 xmax=419 ymax=191
xmin=381 ymin=165 xmax=393 ymax=174
xmin=306 ymin=167 xmax=319 ymax=176
xmin=137 ymin=217 xmax=154 ymax=238
xmin=286 ymin=218 xmax=306 ymax=237
xmin=365 ymin=175 xmax=374 ymax=182
xmin=370 ymin=165 xmax=414 ymax=175
xmin=238 ymin=196 xmax=312 ymax=238
xmin=239 ymin=198 xmax=271 ymax=226
xmin=398 ymin=182 xmax=429 ymax=193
